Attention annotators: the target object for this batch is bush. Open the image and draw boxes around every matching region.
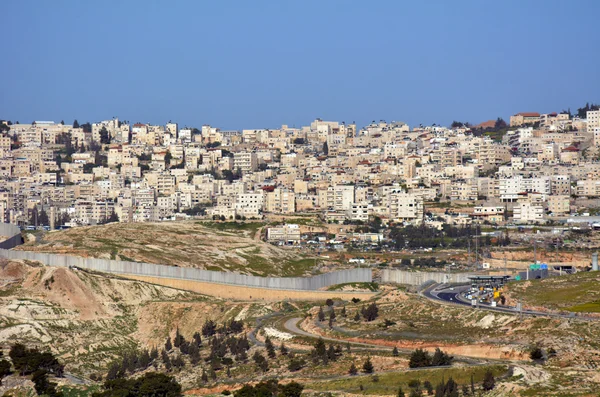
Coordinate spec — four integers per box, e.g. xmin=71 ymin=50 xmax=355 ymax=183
xmin=288 ymin=358 xmax=306 ymax=372
xmin=530 ymin=347 xmax=544 ymax=361
xmin=361 ymin=303 xmax=379 ymax=322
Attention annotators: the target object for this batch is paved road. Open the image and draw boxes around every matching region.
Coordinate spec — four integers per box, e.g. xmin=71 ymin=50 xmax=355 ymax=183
xmin=422 ymin=283 xmax=596 ymax=321
xmin=283 ymin=317 xmax=392 ymax=352
xmin=64 ymin=372 xmax=89 ymax=385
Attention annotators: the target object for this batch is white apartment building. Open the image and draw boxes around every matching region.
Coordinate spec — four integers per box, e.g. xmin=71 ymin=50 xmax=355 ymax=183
xmin=233 ymin=152 xmax=258 ymax=173
xmin=347 ymin=202 xmax=370 ymax=222
xmin=235 ymin=192 xmax=264 ymax=218
xmin=388 ymin=190 xmax=423 ymax=224
xmin=513 ymin=201 xmax=544 ymax=223
xmin=318 ymin=185 xmax=355 ymax=211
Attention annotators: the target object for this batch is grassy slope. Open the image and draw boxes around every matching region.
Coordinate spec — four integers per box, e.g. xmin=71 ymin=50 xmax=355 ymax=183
xmin=505 ymin=272 xmax=600 ymax=312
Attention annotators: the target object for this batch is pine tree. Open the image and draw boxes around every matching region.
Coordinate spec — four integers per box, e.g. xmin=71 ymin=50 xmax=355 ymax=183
xmin=201 ymin=369 xmax=208 ymax=383
xmin=265 ymin=336 xmax=276 ymax=359
xmin=193 ymin=332 xmax=202 ymax=347
xmin=392 ymin=347 xmax=399 ymax=356
xmin=280 ymin=342 xmax=289 ymax=356
xmin=354 ymin=311 xmax=361 ymax=321
xmin=348 ymin=362 xmax=358 ymax=375
xmin=397 ymin=386 xmax=405 ymax=397
xmin=341 ymin=306 xmax=347 ymax=317
xmin=318 ymin=306 xmax=325 ymax=322
xmin=174 ymin=328 xmax=183 ymax=348
xmin=165 ymin=336 xmax=173 ymax=351
xmin=362 ymin=357 xmax=374 ymax=374
xmin=482 ymin=369 xmax=495 ymax=391
xmin=327 ymin=345 xmax=337 ymax=362
xmin=189 ymin=343 xmax=201 ymax=365
xmin=150 ymin=346 xmax=159 ymax=360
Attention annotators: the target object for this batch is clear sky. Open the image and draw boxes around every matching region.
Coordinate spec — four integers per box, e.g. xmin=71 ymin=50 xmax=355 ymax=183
xmin=1 ymin=0 xmax=599 ymax=130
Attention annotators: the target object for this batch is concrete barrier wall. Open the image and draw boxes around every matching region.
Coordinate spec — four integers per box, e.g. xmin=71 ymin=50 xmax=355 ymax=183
xmin=125 ymin=274 xmax=378 ymax=301
xmin=0 ymin=247 xmax=372 ymax=291
xmin=381 ymin=269 xmax=473 ymax=286
xmin=0 ymin=223 xmax=22 ymax=250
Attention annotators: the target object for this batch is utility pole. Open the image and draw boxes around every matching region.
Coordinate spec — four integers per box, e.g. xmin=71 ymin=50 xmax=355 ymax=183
xmin=475 ymin=235 xmax=479 ymax=268
xmin=467 ymin=239 xmax=471 ymax=267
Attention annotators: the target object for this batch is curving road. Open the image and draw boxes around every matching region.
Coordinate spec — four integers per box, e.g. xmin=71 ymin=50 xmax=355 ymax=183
xmin=422 ymin=283 xmax=596 ymax=321
xmin=284 ymin=317 xmax=390 ymax=351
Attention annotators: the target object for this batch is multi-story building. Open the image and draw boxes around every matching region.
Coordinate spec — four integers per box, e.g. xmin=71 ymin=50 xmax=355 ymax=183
xmin=266 ymin=224 xmax=301 ymax=244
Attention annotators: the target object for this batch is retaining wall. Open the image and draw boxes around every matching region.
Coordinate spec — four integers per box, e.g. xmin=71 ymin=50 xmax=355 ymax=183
xmin=381 ymin=269 xmax=473 ymax=286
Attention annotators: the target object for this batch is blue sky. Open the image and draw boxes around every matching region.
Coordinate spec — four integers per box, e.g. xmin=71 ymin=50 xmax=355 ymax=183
xmin=1 ymin=0 xmax=599 ymax=129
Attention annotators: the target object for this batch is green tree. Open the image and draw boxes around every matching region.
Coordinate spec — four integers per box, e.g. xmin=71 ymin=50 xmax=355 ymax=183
xmin=99 ymin=126 xmax=111 ymax=144
xmin=431 ymin=348 xmax=453 ymax=366
xmin=318 ymin=306 xmax=325 ymax=322
xmin=264 ymin=336 xmax=276 ymax=359
xmin=408 ymin=348 xmax=431 ymax=368
xmin=348 ymin=362 xmax=358 ymax=375
xmin=362 ymin=357 xmax=374 ymax=374
xmin=392 ymin=347 xmax=399 ymax=356
xmin=73 ymin=119 xmax=79 ymax=128
xmin=279 ymin=342 xmax=289 ymax=356
xmin=482 ymin=369 xmax=495 ymax=391
xmin=279 ymin=382 xmax=304 ymax=397
xmin=323 ymin=141 xmax=329 ymax=155
xmin=397 ymin=386 xmax=405 ymax=397
xmin=0 ymin=359 xmax=11 ymax=378
xmin=362 ymin=302 xmax=379 ymax=321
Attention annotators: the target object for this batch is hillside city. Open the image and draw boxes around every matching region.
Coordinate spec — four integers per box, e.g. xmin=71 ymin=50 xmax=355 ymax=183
xmin=1 ymin=105 xmax=600 ymax=236
xmin=4 ymin=105 xmax=600 ymax=397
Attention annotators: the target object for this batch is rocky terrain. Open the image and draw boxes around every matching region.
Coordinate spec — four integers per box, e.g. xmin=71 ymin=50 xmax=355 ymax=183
xmin=3 ymin=256 xmax=600 ymax=396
